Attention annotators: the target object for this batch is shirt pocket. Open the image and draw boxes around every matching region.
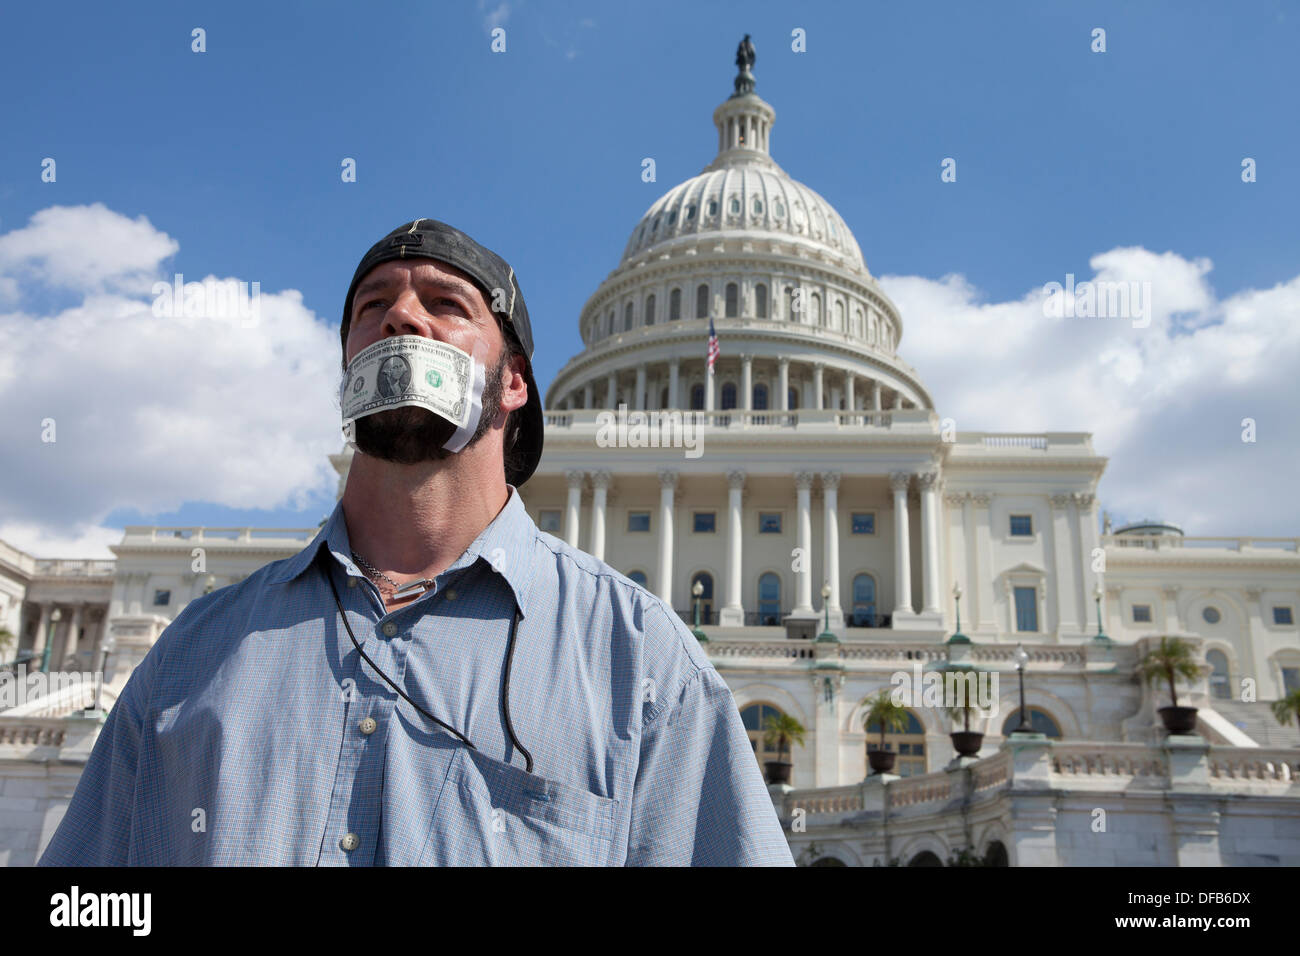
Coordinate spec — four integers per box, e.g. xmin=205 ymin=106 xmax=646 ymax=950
xmin=419 ymin=746 xmax=620 ymax=866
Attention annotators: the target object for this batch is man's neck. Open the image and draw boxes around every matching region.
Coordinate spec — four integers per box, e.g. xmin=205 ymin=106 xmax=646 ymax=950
xmin=340 ymin=451 xmax=510 ymax=584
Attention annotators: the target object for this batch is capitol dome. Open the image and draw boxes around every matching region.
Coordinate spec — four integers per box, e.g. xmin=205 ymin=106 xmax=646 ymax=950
xmin=545 ymin=42 xmax=932 ymax=415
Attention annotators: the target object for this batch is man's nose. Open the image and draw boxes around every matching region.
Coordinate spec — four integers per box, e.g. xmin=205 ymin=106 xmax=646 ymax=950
xmin=382 ymin=291 xmax=451 ymax=341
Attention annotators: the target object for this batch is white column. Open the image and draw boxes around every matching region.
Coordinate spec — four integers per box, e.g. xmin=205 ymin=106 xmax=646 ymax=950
xmin=657 ymin=470 xmax=678 ymax=606
xmin=793 ymin=471 xmax=816 ymax=614
xmin=917 ymin=472 xmax=942 ymax=615
xmin=669 ymin=359 xmax=680 ymax=408
xmin=589 ymin=470 xmax=611 ymax=562
xmin=1050 ymin=493 xmax=1079 ymax=640
xmin=63 ymin=602 xmax=83 ymax=668
xmin=890 ymin=472 xmax=913 ymax=618
xmin=705 ymin=370 xmax=715 ymax=412
xmin=1074 ymin=492 xmax=1100 ymax=634
xmin=564 ymin=470 xmax=584 ymax=548
xmin=741 ymin=355 xmax=753 ymax=412
xmin=779 ymin=359 xmax=790 ymax=411
xmin=844 ymin=373 xmax=855 ymax=422
xmin=972 ymin=493 xmax=997 ymax=629
xmin=821 ymin=471 xmax=842 ymax=625
xmin=634 ymin=364 xmax=646 ymax=411
xmin=30 ymin=602 xmax=51 ymax=662
xmin=721 ymin=469 xmax=745 ymax=626
xmin=813 ymin=363 xmax=825 ymax=410
xmin=582 ymin=381 xmax=593 ymax=410
xmin=871 ymin=380 xmax=882 ymax=411
xmin=605 ymin=370 xmax=617 ymax=409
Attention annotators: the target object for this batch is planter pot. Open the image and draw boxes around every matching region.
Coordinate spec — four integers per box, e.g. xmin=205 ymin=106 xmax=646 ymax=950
xmin=1159 ymin=706 xmax=1198 ymax=735
xmin=867 ymin=750 xmax=897 ymax=774
xmin=764 ymin=760 xmax=793 ymax=785
xmin=950 ymin=731 xmax=984 ymax=757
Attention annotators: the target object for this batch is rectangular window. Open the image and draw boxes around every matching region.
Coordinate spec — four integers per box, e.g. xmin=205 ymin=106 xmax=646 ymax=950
xmin=692 ymin=512 xmax=716 ymax=533
xmin=537 ymin=509 xmax=562 ymax=534
xmin=1273 ymin=606 xmax=1294 ymax=626
xmin=1014 ymin=586 xmax=1038 ymax=632
xmin=758 ymin=512 xmax=782 ymax=534
xmin=153 ymin=589 xmax=171 ymax=607
xmin=851 ymin=512 xmax=875 ymax=535
xmin=1132 ymin=604 xmax=1152 ymax=623
xmin=1009 ymin=515 xmax=1033 ymax=537
xmin=627 ymin=511 xmax=651 ymax=533
xmin=1282 ymin=667 xmax=1300 ymax=695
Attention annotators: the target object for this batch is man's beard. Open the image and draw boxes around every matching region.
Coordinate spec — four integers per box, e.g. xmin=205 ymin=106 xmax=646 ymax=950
xmin=347 ymin=350 xmax=507 ymax=465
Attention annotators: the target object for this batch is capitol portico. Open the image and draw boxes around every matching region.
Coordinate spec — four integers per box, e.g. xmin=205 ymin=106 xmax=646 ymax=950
xmin=2 ymin=41 xmax=1298 ymax=867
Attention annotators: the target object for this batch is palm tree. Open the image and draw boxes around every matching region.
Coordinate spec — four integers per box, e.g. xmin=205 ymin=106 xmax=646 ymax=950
xmin=0 ymin=626 xmax=14 ymax=663
xmin=862 ymin=688 xmax=909 ymax=752
xmin=945 ymin=665 xmax=983 ymax=734
xmin=1136 ymin=636 xmax=1201 ymax=708
xmin=762 ymin=712 xmax=806 ymax=764
xmin=1271 ymin=689 xmax=1300 ymax=746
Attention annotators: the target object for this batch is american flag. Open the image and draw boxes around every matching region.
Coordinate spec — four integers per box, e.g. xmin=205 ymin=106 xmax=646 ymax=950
xmin=706 ymin=316 xmax=719 ymax=374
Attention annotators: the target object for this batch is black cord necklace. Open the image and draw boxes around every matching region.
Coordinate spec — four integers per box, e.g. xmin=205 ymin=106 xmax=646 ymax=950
xmin=320 ymin=551 xmax=534 ymax=774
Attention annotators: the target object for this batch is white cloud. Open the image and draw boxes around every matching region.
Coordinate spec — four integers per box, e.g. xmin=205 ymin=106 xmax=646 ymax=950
xmin=478 ymin=0 xmax=511 ymax=31
xmin=0 ymin=203 xmax=179 ymax=295
xmin=0 ymin=205 xmax=343 ymax=557
xmin=879 ymin=247 xmax=1300 ymax=536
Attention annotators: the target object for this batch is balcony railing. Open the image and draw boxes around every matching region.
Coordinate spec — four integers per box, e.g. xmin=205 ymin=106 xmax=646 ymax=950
xmin=33 ymin=558 xmax=116 ymax=577
xmin=1103 ymin=534 xmax=1300 ymax=553
xmin=542 ymin=408 xmax=931 ymax=430
xmin=675 ymin=608 xmax=718 ymax=627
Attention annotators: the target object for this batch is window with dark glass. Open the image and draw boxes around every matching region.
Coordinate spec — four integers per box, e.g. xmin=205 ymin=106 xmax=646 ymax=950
xmin=690 ymin=384 xmax=704 ymax=410
xmin=753 ymin=383 xmax=768 ymax=410
xmin=693 ymin=512 xmax=716 ymax=533
xmin=851 ymin=513 xmax=874 ymax=535
xmin=153 ymin=589 xmax=171 ymax=606
xmin=852 ymin=574 xmax=876 ymax=626
xmin=1274 ymin=606 xmax=1294 ymax=625
xmin=537 ymin=509 xmax=562 ymax=533
xmin=1132 ymin=604 xmax=1152 ymax=623
xmin=755 ymin=283 xmax=768 ymax=318
xmin=696 ymin=284 xmax=709 ymax=319
xmin=1000 ymin=707 xmax=1061 ymax=738
xmin=1014 ymin=586 xmax=1038 ymax=632
xmin=759 ymin=512 xmax=782 ymax=534
xmin=627 ymin=511 xmax=651 ymax=533
xmin=645 ymin=294 xmax=655 ymax=325
xmin=669 ymin=288 xmax=681 ymax=320
xmin=1009 ymin=515 xmax=1033 ymax=537
xmin=758 ymin=572 xmax=781 ymax=625
xmin=721 ymin=382 xmax=737 ymax=409
xmin=725 ymin=282 xmax=738 ymax=317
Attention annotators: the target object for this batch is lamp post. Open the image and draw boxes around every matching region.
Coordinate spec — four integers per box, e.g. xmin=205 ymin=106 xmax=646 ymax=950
xmin=1010 ymin=643 xmax=1033 ymax=734
xmin=816 ymin=583 xmax=837 ymax=642
xmin=40 ymin=607 xmax=62 ymax=674
xmin=946 ymin=583 xmax=970 ymax=645
xmin=1092 ymin=584 xmax=1113 ymax=646
xmin=691 ymin=579 xmax=708 ymax=643
xmin=203 ymin=575 xmax=216 ymax=595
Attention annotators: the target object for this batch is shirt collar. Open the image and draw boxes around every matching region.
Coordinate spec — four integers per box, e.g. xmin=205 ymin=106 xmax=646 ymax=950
xmin=268 ymin=486 xmax=537 ymax=618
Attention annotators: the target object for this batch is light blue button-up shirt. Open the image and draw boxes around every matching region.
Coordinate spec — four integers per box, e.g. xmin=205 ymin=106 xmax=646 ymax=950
xmin=38 ymin=487 xmax=794 ymax=866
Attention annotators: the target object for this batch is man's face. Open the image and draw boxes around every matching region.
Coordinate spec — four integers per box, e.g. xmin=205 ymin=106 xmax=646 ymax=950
xmin=342 ymin=258 xmax=524 ymax=465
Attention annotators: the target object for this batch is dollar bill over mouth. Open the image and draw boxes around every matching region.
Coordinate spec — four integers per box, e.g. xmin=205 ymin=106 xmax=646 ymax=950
xmin=341 ymin=335 xmax=475 ymax=429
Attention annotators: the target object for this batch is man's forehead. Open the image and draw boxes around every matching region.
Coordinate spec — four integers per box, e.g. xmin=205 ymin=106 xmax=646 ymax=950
xmin=356 ymin=259 xmax=483 ymax=296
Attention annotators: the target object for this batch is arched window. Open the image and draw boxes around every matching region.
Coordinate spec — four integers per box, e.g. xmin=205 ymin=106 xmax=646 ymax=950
xmin=810 ymin=293 xmax=823 ymax=326
xmin=690 ymin=383 xmax=704 ymax=410
xmin=758 ymin=572 xmax=781 ymax=625
xmin=645 ymin=294 xmax=655 ymax=325
xmin=696 ymin=284 xmax=709 ymax=319
xmin=865 ymin=709 xmax=926 ymax=776
xmin=741 ymin=703 xmax=788 ymax=774
xmin=834 ymin=299 xmax=845 ymax=331
xmin=753 ymin=383 xmax=769 ymax=410
xmin=624 ymin=302 xmax=633 ymax=331
xmin=660 ymin=386 xmax=669 ymax=408
xmin=1001 ymin=707 xmax=1062 ymax=738
xmin=755 ymin=283 xmax=768 ymax=318
xmin=707 ymin=199 xmax=718 ymax=217
xmin=984 ymin=842 xmax=1009 ymax=867
xmin=669 ymin=288 xmax=681 ymax=321
xmin=691 ymin=571 xmax=714 ymax=624
xmin=725 ymin=282 xmax=738 ymax=318
xmin=729 ymin=196 xmax=741 ymax=215
xmin=788 ymin=387 xmax=800 ymax=410
xmin=908 ymin=851 xmax=943 ymax=867
xmin=1207 ymin=650 xmax=1231 ymax=699
xmin=607 ymin=310 xmax=614 ymax=335
xmin=721 ymin=382 xmax=737 ymax=409
xmin=752 ymin=197 xmax=763 ymax=215
xmin=686 ymin=203 xmax=697 ymax=220
xmin=851 ymin=573 xmax=877 ymax=627
xmin=627 ymin=570 xmax=648 ymax=588
xmin=810 ymin=856 xmax=846 ymax=867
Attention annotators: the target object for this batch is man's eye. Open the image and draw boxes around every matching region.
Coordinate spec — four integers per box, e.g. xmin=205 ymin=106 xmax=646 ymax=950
xmin=360 ymin=300 xmax=386 ymax=312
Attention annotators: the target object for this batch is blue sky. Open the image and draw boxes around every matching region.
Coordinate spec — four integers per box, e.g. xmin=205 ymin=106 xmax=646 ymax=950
xmin=1 ymin=0 xmax=1298 ymax=553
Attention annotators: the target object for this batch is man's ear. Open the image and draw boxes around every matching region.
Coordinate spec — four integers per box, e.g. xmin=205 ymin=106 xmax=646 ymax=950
xmin=501 ymin=350 xmax=529 ymax=415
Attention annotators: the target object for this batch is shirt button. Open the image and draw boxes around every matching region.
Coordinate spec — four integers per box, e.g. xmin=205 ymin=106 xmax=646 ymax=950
xmin=340 ymin=833 xmax=359 ymax=852
xmin=382 ymin=622 xmax=398 ymax=637
xmin=359 ymin=717 xmax=377 ymax=735
xmin=444 ymin=588 xmax=457 ymax=601
xmin=347 ymin=577 xmax=358 ymax=588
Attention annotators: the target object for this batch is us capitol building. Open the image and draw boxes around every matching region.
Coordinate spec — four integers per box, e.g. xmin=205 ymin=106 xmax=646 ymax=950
xmin=2 ymin=41 xmax=1298 ymax=867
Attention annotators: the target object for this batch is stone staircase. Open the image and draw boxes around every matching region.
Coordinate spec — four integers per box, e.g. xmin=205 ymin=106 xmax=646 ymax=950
xmin=1207 ymin=698 xmax=1300 ymax=748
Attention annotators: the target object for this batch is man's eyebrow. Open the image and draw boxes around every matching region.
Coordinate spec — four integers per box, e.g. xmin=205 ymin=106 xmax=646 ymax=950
xmin=354 ymin=274 xmax=479 ymax=301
